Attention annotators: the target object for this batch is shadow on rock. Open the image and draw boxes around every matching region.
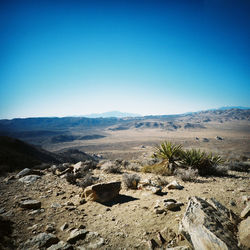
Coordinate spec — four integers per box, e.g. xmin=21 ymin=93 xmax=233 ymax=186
xmin=100 ymin=194 xmax=139 ymax=207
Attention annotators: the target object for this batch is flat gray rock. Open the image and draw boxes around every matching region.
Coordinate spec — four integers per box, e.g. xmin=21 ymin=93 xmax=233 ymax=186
xmin=67 ymin=229 xmax=88 ymax=244
xmin=19 ymin=175 xmax=40 ymax=184
xmin=19 ymin=200 xmax=41 ymax=209
xmin=47 ymin=241 xmax=73 ymax=250
xmin=21 ymin=233 xmax=59 ymax=249
xmin=16 ymin=168 xmax=32 ymax=178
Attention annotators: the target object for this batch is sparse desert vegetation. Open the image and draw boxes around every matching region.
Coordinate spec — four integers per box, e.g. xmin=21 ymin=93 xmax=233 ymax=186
xmin=0 ymin=109 xmax=250 ymax=249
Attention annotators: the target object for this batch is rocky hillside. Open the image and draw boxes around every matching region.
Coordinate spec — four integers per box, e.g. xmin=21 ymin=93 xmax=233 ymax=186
xmin=0 ymin=136 xmax=95 ymax=174
xmin=0 ymin=157 xmax=249 ymax=249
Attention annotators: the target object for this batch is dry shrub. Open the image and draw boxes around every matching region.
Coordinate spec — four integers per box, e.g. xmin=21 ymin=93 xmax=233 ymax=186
xmin=153 ymin=176 xmax=169 ymax=186
xmin=66 ymin=173 xmax=77 ymax=184
xmin=122 ymin=173 xmax=140 ymax=189
xmin=127 ymin=163 xmax=140 ymax=172
xmin=228 ymin=162 xmax=250 ymax=172
xmin=102 ymin=162 xmax=121 ymax=174
xmin=210 ymin=165 xmax=228 ymax=176
xmin=78 ymin=173 xmax=97 ymax=189
xmin=141 ymin=162 xmax=173 ymax=176
xmin=175 ymin=167 xmax=198 ymax=182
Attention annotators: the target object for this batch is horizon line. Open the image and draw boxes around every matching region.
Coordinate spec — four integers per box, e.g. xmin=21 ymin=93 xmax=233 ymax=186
xmin=1 ymin=106 xmax=249 ymax=120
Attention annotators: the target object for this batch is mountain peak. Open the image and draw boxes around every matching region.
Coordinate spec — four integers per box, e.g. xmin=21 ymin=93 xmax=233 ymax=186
xmin=84 ymin=111 xmax=141 ymax=118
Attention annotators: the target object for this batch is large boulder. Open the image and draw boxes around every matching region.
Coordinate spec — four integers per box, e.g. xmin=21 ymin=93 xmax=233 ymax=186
xmin=179 ymin=196 xmax=240 ymax=250
xmin=238 ymin=216 xmax=250 ymax=248
xmin=84 ymin=181 xmax=121 ymax=203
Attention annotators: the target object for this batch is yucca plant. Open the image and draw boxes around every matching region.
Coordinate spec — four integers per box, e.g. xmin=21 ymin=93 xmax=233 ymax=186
xmin=152 ymin=141 xmax=183 ymax=165
xmin=181 ymin=149 xmax=224 ymax=176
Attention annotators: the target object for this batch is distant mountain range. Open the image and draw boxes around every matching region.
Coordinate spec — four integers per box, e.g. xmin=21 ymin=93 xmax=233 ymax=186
xmin=0 ymin=108 xmax=249 ymax=151
xmin=217 ymin=106 xmax=250 ymax=110
xmin=84 ymin=111 xmax=141 ymax=118
xmin=83 ymin=107 xmax=250 ymax=118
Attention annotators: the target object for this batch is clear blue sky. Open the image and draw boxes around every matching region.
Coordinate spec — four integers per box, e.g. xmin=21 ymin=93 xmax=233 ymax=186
xmin=0 ymin=0 xmax=249 ymax=118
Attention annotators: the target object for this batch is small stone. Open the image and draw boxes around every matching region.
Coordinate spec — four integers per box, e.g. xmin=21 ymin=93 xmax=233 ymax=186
xmin=28 ymin=209 xmax=43 ymax=215
xmin=16 ymin=168 xmax=32 ymax=178
xmin=230 ymin=200 xmax=236 ymax=206
xmin=157 ymin=232 xmax=166 ymax=244
xmin=154 ymin=208 xmax=166 ymax=214
xmin=150 ymin=186 xmax=162 ymax=195
xmin=56 ymin=191 xmax=65 ymax=196
xmin=238 ymin=188 xmax=246 ymax=192
xmin=88 ymin=238 xmax=105 ymax=249
xmin=19 ymin=200 xmax=41 ymax=209
xmin=65 ymin=206 xmax=76 ymax=211
xmin=241 ymin=203 xmax=250 ymax=219
xmin=67 ymin=229 xmax=88 ymax=244
xmin=164 ymin=200 xmax=183 ymax=211
xmin=166 ymin=246 xmax=190 ymax=250
xmin=1 ymin=210 xmax=14 ymax=217
xmin=22 ymin=233 xmax=59 ymax=249
xmin=27 ymin=224 xmax=38 ymax=231
xmin=147 ymin=239 xmax=159 ymax=249
xmin=79 ymin=199 xmax=86 ymax=205
xmin=4 ymin=175 xmax=15 ymax=182
xmin=167 ymin=181 xmax=184 ymax=190
xmin=47 ymin=241 xmax=73 ymax=250
xmin=60 ymin=223 xmax=69 ymax=231
xmin=242 ymin=195 xmax=250 ymax=204
xmin=51 ymin=203 xmax=62 ymax=208
xmin=45 ymin=224 xmax=55 ymax=233
xmin=0 ymin=207 xmax=6 ymax=214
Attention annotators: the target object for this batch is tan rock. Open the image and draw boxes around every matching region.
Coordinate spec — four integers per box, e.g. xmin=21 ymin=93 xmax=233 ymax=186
xmin=238 ymin=216 xmax=250 ymax=248
xmin=84 ymin=181 xmax=121 ymax=203
xmin=241 ymin=203 xmax=250 ymax=219
xmin=167 ymin=181 xmax=184 ymax=190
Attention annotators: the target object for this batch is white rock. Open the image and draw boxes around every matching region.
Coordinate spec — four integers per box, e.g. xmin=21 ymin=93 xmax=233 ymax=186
xmin=167 ymin=181 xmax=184 ymax=190
xmin=19 ymin=175 xmax=40 ymax=184
xmin=16 ymin=168 xmax=32 ymax=178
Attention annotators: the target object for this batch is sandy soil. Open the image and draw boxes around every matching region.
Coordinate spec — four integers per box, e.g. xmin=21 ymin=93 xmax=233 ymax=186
xmin=46 ymin=120 xmax=250 ymax=161
xmin=0 ymin=119 xmax=249 ymax=249
xmin=0 ymin=166 xmax=249 ymax=249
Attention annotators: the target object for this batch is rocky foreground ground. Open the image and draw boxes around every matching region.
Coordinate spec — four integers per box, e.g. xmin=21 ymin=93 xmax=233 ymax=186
xmin=0 ymin=158 xmax=249 ymax=250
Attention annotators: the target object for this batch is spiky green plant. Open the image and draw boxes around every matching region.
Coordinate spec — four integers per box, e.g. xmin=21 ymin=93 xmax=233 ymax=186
xmin=152 ymin=141 xmax=183 ymax=164
xmin=181 ymin=149 xmax=224 ymax=176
